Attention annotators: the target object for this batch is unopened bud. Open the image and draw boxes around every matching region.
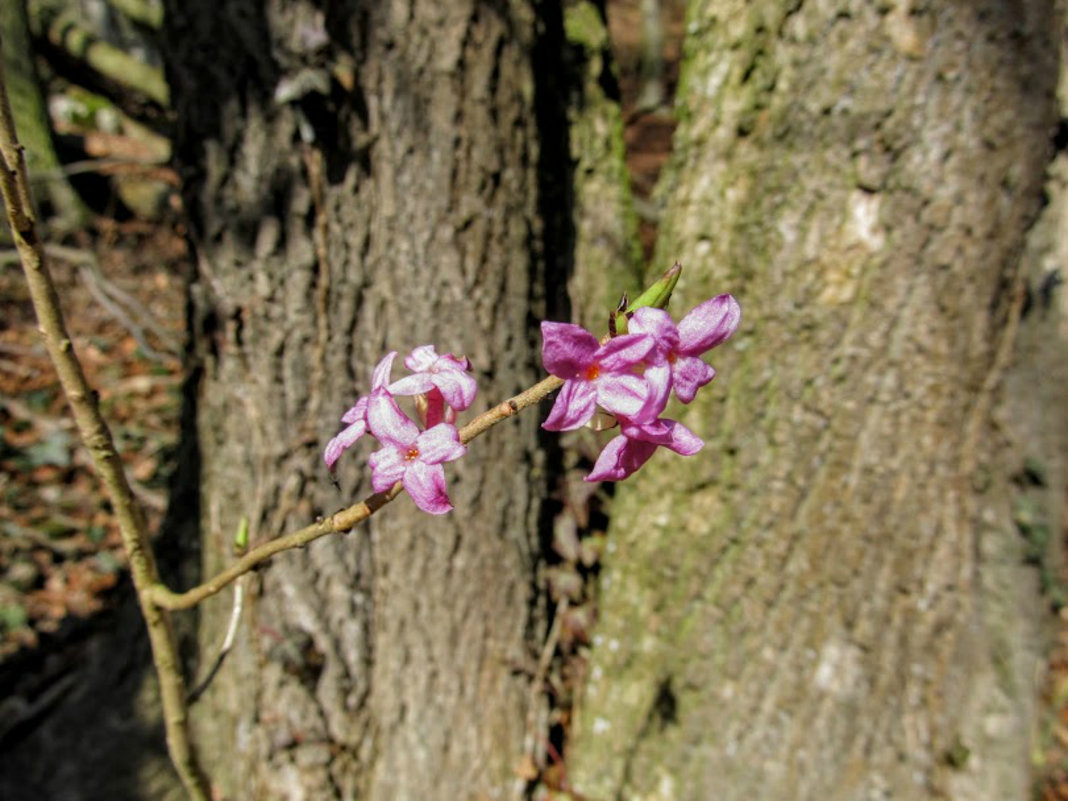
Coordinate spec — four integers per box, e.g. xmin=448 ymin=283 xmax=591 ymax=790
xmin=626 ymin=262 xmax=681 ymax=314
xmin=613 ymin=263 xmax=682 ymax=334
xmin=233 ymin=516 xmax=249 ymax=555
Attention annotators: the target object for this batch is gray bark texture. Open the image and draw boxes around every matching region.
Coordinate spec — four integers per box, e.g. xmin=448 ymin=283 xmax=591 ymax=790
xmin=162 ymin=2 xmax=566 ymax=798
xmin=568 ymin=2 xmax=1066 ymax=800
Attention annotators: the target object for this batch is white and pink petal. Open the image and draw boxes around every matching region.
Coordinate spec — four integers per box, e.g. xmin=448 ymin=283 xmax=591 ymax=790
xmin=323 ymin=419 xmax=367 ymax=470
xmin=340 ymin=395 xmax=369 ymax=425
xmin=371 ymin=351 xmax=399 ymax=389
xmin=368 ymin=446 xmax=407 ymax=492
xmin=543 ymin=379 xmax=598 ymax=431
xmin=387 ymin=372 xmax=436 ymax=398
xmin=677 ymin=294 xmax=741 ymax=355
xmin=596 ymin=372 xmax=650 ymax=420
xmin=596 ymin=332 xmax=655 ymax=372
xmin=415 ymin=424 xmax=467 ymax=465
xmin=404 ymin=345 xmax=440 ymax=373
xmin=626 ymin=308 xmax=679 ymax=361
xmin=432 ymin=370 xmax=477 ymax=411
xmin=367 ymin=390 xmax=420 ymax=447
xmin=403 ymin=461 xmax=453 ymax=515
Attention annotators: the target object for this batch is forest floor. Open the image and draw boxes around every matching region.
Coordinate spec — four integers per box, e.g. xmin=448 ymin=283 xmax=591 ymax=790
xmin=2 ymin=0 xmax=1068 ymax=796
xmin=0 ymin=221 xmax=187 ymax=664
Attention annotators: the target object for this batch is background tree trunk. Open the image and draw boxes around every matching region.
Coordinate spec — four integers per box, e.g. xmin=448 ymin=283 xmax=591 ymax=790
xmin=569 ymin=2 xmax=1065 ymax=800
xmin=1 ymin=0 xmax=86 ymax=232
xmin=162 ymin=1 xmax=572 ymax=798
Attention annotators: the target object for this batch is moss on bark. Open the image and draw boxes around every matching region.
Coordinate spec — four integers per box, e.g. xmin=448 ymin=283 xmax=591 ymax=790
xmin=570 ymin=2 xmax=1060 ymax=799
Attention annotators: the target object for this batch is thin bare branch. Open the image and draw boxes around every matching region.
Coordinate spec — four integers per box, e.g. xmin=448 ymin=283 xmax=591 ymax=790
xmin=0 ymin=35 xmax=209 ymax=801
xmin=187 ymin=580 xmax=244 ymax=704
xmin=79 ymin=264 xmax=178 ymax=360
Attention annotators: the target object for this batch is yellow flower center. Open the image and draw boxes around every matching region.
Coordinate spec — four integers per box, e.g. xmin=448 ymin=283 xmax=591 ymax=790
xmin=584 ymin=363 xmax=601 ymax=381
xmin=405 ymin=446 xmax=420 ymax=461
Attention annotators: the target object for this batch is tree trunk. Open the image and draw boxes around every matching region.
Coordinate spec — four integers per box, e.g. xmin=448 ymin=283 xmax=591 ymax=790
xmin=569 ymin=2 xmax=1063 ymax=800
xmin=162 ymin=2 xmax=569 ymax=798
xmin=1 ymin=0 xmax=87 ymax=232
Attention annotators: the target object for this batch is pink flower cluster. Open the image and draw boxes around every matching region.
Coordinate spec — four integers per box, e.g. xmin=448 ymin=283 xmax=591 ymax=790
xmin=324 ymin=289 xmax=740 ymax=513
xmin=324 ymin=346 xmax=476 ymax=514
xmin=541 ymin=294 xmax=741 ymax=481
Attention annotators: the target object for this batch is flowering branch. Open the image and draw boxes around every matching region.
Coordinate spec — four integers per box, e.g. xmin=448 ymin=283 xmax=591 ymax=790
xmin=146 ymin=374 xmax=564 ymax=611
xmin=151 ymin=273 xmax=740 ymax=610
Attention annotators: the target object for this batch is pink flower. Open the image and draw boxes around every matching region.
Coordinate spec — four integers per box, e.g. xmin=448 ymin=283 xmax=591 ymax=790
xmin=586 ymin=417 xmax=703 ymax=482
xmin=628 ymin=295 xmax=741 ymax=403
xmin=540 ymin=322 xmax=663 ymax=431
xmin=324 ymin=352 xmax=398 ymax=470
xmin=366 ymin=390 xmax=466 ymax=515
xmin=388 ymin=345 xmax=478 ymax=411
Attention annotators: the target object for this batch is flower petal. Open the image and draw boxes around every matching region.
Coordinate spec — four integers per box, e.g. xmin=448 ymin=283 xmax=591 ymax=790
xmin=585 ymin=435 xmax=658 ymax=482
xmin=596 ymin=373 xmax=650 ymax=420
xmin=403 ymin=461 xmax=453 ymax=514
xmin=662 ymin=420 xmax=704 ymax=455
xmin=368 ymin=445 xmax=407 ymax=492
xmin=366 ymin=390 xmax=419 ymax=447
xmin=634 ymin=363 xmax=672 ymax=423
xmin=596 ymin=333 xmax=654 ymax=373
xmin=622 ymin=418 xmax=703 ymax=455
xmin=340 ymin=395 xmax=369 ymax=425
xmin=677 ymin=294 xmax=741 ymax=355
xmin=431 ymin=369 xmax=478 ymax=411
xmin=447 ymin=354 xmax=472 ymax=372
xmin=371 ymin=351 xmax=398 ymax=389
xmin=671 ymin=355 xmax=716 ymax=404
xmin=388 ymin=373 xmax=436 ymax=397
xmin=542 ymin=379 xmax=598 ymax=431
xmin=415 ymin=423 xmax=467 ymax=465
xmin=404 ymin=345 xmax=439 ymax=373
xmin=626 ymin=308 xmax=679 ymax=362
xmin=393 ymin=349 xmax=477 ymax=410
xmin=323 ymin=419 xmax=367 ymax=470
xmin=541 ymin=322 xmax=599 ymax=378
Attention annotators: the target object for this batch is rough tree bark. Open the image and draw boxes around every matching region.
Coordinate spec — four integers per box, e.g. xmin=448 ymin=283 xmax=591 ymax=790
xmin=569 ymin=2 xmax=1065 ymax=800
xmin=161 ymin=2 xmax=568 ymax=798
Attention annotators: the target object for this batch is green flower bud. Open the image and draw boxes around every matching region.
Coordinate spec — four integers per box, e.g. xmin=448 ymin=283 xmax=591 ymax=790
xmin=627 ymin=262 xmax=682 ymax=313
xmin=233 ymin=516 xmax=249 ymax=554
xmin=611 ymin=262 xmax=682 ymax=335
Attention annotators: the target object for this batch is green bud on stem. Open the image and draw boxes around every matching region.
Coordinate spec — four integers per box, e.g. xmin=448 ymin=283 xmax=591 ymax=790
xmin=233 ymin=516 xmax=249 ymax=555
xmin=611 ymin=262 xmax=682 ymax=335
